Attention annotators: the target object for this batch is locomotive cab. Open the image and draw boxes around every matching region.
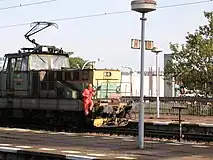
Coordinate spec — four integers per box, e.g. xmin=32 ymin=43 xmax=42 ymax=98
xmin=2 ymin=45 xmax=70 ymax=72
xmin=1 ymin=46 xmax=70 ymax=96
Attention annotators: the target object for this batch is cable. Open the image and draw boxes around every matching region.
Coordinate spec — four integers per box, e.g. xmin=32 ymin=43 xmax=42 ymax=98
xmin=0 ymin=0 xmax=212 ymax=29
xmin=0 ymin=0 xmax=211 ymax=12
xmin=157 ymin=0 xmax=212 ymax=8
xmin=0 ymin=0 xmax=59 ymax=11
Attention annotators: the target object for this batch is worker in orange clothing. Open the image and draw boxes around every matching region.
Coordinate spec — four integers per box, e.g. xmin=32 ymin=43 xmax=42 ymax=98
xmin=82 ymin=83 xmax=96 ymax=115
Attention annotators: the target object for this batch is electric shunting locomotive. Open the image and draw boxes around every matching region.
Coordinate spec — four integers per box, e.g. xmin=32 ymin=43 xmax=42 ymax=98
xmin=0 ymin=22 xmax=134 ymax=128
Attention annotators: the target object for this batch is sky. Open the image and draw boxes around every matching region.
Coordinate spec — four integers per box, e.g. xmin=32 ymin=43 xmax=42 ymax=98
xmin=0 ymin=0 xmax=212 ymax=72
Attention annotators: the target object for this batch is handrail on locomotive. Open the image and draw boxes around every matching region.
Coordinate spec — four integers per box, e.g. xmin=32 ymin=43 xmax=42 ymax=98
xmin=91 ymin=82 xmax=136 ymax=127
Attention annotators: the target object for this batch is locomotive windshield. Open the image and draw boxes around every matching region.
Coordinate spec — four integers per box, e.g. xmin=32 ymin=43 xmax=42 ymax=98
xmin=51 ymin=55 xmax=70 ymax=69
xmin=29 ymin=54 xmax=70 ymax=70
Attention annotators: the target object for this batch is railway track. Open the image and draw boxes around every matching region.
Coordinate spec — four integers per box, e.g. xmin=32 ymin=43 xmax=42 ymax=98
xmin=1 ymin=118 xmax=213 ymax=143
xmin=2 ymin=122 xmax=213 ymax=143
xmin=75 ymin=127 xmax=213 ymax=142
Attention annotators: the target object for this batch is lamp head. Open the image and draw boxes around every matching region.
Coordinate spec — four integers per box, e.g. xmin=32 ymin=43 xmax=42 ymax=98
xmin=152 ymin=47 xmax=163 ymax=53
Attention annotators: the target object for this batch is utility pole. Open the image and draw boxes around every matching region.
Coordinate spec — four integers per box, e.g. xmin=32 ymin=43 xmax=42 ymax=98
xmin=131 ymin=0 xmax=156 ymax=149
xmin=151 ymin=47 xmax=163 ymax=119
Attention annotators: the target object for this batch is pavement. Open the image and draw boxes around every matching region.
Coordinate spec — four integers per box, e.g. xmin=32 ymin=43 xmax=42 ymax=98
xmin=0 ymin=127 xmax=213 ymax=159
xmin=134 ymin=114 xmax=213 ymax=126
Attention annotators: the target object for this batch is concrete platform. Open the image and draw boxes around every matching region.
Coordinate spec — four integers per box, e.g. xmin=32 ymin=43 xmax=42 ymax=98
xmin=0 ymin=127 xmax=213 ymax=159
xmin=135 ymin=114 xmax=213 ymax=126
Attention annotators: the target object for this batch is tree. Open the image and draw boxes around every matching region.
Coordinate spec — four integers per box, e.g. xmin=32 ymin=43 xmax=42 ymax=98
xmin=69 ymin=56 xmax=91 ymax=69
xmin=67 ymin=52 xmax=92 ymax=69
xmin=164 ymin=11 xmax=213 ymax=97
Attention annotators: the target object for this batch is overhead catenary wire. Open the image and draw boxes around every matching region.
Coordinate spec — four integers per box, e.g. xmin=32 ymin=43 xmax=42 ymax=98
xmin=0 ymin=0 xmax=211 ymax=11
xmin=0 ymin=0 xmax=212 ymax=29
xmin=0 ymin=0 xmax=59 ymax=11
xmin=157 ymin=0 xmax=212 ymax=8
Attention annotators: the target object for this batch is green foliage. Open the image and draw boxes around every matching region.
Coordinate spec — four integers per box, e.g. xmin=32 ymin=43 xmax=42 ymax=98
xmin=69 ymin=56 xmax=92 ymax=69
xmin=164 ymin=11 xmax=213 ymax=96
xmin=69 ymin=57 xmax=84 ymax=69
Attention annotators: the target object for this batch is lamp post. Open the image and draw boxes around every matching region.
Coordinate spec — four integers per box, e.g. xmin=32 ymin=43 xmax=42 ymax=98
xmin=122 ymin=66 xmax=133 ymax=97
xmin=131 ymin=0 xmax=156 ymax=149
xmin=82 ymin=58 xmax=103 ymax=70
xmin=151 ymin=47 xmax=163 ymax=119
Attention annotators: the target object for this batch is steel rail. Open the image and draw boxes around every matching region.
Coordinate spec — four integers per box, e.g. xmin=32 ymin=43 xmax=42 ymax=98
xmin=1 ymin=120 xmax=213 ymax=142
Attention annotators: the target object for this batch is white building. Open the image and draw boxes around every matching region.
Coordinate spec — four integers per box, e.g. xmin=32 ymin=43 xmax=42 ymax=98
xmin=121 ymin=70 xmax=165 ymax=97
xmin=120 ymin=54 xmax=176 ymax=97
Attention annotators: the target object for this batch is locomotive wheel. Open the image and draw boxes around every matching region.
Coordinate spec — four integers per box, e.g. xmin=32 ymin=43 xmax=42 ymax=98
xmin=118 ymin=118 xmax=129 ymax=126
xmin=125 ymin=110 xmax=136 ymax=120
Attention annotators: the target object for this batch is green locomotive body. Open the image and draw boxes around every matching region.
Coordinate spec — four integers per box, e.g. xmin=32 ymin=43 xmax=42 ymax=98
xmin=0 ymin=22 xmax=134 ymax=128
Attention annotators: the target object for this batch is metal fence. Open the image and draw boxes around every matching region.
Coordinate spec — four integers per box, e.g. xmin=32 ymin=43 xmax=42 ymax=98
xmin=130 ymin=97 xmax=213 ymax=116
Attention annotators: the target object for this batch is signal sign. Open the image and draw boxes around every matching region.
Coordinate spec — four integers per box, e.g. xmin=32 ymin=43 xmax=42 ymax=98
xmin=104 ymin=72 xmax=112 ymax=77
xmin=131 ymin=39 xmax=141 ymax=49
xmin=145 ymin=40 xmax=154 ymax=50
xmin=131 ymin=39 xmax=154 ymax=50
